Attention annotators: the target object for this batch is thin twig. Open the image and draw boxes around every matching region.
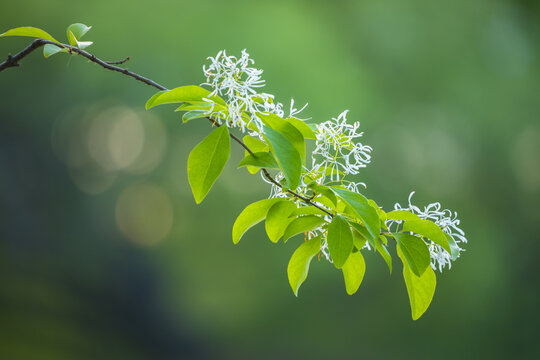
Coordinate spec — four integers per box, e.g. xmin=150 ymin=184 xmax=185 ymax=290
xmin=106 ymin=57 xmax=130 ymax=65
xmin=0 ymin=39 xmax=49 ymax=71
xmin=2 ymin=39 xmax=334 ymax=217
xmin=1 ymin=40 xmax=165 ymax=90
xmin=207 ymin=118 xmax=334 ymax=217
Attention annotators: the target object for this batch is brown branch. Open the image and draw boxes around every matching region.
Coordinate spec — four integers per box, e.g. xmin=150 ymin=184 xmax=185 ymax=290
xmin=2 ymin=39 xmax=334 ymax=217
xmin=106 ymin=57 xmax=130 ymax=65
xmin=0 ymin=40 xmax=166 ymax=90
xmin=0 ymin=39 xmax=49 ymax=71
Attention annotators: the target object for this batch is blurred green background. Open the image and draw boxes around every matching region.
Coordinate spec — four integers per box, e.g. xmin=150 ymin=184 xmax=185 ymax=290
xmin=1 ymin=0 xmax=539 ymax=359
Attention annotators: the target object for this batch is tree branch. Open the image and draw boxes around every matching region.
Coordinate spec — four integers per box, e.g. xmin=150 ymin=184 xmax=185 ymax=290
xmin=0 ymin=39 xmax=48 ymax=71
xmin=1 ymin=40 xmax=166 ymax=90
xmin=2 ymin=39 xmax=334 ymax=217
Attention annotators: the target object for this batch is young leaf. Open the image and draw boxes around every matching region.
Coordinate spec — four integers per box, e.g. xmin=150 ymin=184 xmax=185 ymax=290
xmin=393 ymin=233 xmax=430 ymax=277
xmin=187 ymin=125 xmax=230 ymax=204
xmin=308 ymin=183 xmax=338 ymax=207
xmin=330 ymin=187 xmax=380 ymax=242
xmin=290 ymin=206 xmax=328 ymax=217
xmin=265 ymin=201 xmax=296 ymax=243
xmin=386 ymin=210 xmax=422 ymax=221
xmin=232 ymin=198 xmax=281 ymax=244
xmin=398 ymin=247 xmax=436 ymax=320
xmin=287 ymin=235 xmax=321 ymax=296
xmin=66 ymin=24 xmax=93 ymax=49
xmin=183 ymin=110 xmax=209 ymax=122
xmin=283 ymin=215 xmax=326 ymax=242
xmin=287 ymin=118 xmax=316 ymax=139
xmin=74 ymin=40 xmax=93 ymax=49
xmin=259 ymin=113 xmax=306 ymax=163
xmin=263 ymin=127 xmax=302 ymax=190
xmin=445 ymin=233 xmax=461 ymax=260
xmin=326 ymin=215 xmax=354 ymax=269
xmin=241 ymin=136 xmax=269 ymax=174
xmin=350 ymin=222 xmax=376 ymax=249
xmin=0 ymin=26 xmax=62 ymax=44
xmin=175 ymin=102 xmax=212 ymax=112
xmin=66 ymin=23 xmax=91 ymax=40
xmin=368 ymin=199 xmax=387 ymax=224
xmin=312 ymin=195 xmax=337 ymax=212
xmin=352 ymin=229 xmax=367 ymax=251
xmin=243 ymin=136 xmax=268 ymax=152
xmin=341 ymin=251 xmax=366 ymax=295
xmin=43 ymin=44 xmax=66 ymax=58
xmin=238 ymin=152 xmax=279 ymax=169
xmin=146 ymin=86 xmax=219 ymax=109
xmin=402 ymin=219 xmax=452 ymax=253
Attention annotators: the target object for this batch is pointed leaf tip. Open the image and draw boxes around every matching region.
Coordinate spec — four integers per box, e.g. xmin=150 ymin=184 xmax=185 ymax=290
xmin=287 ymin=236 xmax=321 ymax=296
xmin=232 ymin=198 xmax=281 ymax=244
xmin=0 ymin=26 xmax=61 ymax=44
xmin=342 ymin=251 xmax=366 ymax=295
xmin=187 ymin=125 xmax=230 ymax=204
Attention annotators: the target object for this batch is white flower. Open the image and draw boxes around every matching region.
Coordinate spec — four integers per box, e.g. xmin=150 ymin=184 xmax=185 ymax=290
xmin=312 ymin=110 xmax=372 ymax=181
xmin=388 ymin=192 xmax=467 ymax=272
xmin=202 ymin=50 xmax=310 ymax=134
xmin=202 ymin=49 xmax=268 ymax=132
xmin=288 ymin=99 xmax=310 ymax=120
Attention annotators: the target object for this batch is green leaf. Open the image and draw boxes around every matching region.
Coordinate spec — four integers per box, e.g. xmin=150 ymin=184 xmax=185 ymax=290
xmin=445 ymin=234 xmax=461 ymax=260
xmin=66 ymin=23 xmax=91 ymax=40
xmin=265 ymin=201 xmax=296 ymax=243
xmin=238 ymin=151 xmax=279 ymax=169
xmin=183 ymin=110 xmax=209 ymax=122
xmin=146 ymin=86 xmax=220 ymax=109
xmin=187 ymin=125 xmax=230 ymax=204
xmin=308 ymin=183 xmax=338 ymax=207
xmin=232 ymin=198 xmax=281 ymax=244
xmin=260 ymin=113 xmax=306 ymax=164
xmin=312 ymin=195 xmax=337 ymax=212
xmin=342 ymin=251 xmax=366 ymax=295
xmin=242 ymin=136 xmax=268 ymax=174
xmin=386 ymin=210 xmax=422 ymax=221
xmin=326 ymin=215 xmax=354 ymax=269
xmin=66 ymin=26 xmax=92 ymax=49
xmin=43 ymin=44 xmax=66 ymax=58
xmin=393 ymin=233 xmax=430 ymax=277
xmin=175 ymin=102 xmax=211 ymax=112
xmin=263 ymin=127 xmax=302 ymax=190
xmin=287 ymin=235 xmax=321 ymax=296
xmin=403 ymin=219 xmax=452 ymax=253
xmin=350 ymin=222 xmax=376 ymax=249
xmin=369 ymin=199 xmax=387 ymax=224
xmin=375 ymin=236 xmax=392 ymax=274
xmin=398 ymin=247 xmax=436 ymax=320
xmin=75 ymin=40 xmax=93 ymax=49
xmin=331 ymin=187 xmax=380 ymax=241
xmin=283 ymin=215 xmax=326 ymax=242
xmin=287 ymin=118 xmax=316 ymax=139
xmin=0 ymin=26 xmax=62 ymax=44
xmin=290 ymin=206 xmax=328 ymax=217
xmin=243 ymin=136 xmax=269 ymax=152
xmin=352 ymin=228 xmax=367 ymax=250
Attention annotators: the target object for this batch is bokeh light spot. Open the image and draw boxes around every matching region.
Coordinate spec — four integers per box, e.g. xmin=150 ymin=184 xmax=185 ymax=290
xmin=115 ymin=183 xmax=174 ymax=246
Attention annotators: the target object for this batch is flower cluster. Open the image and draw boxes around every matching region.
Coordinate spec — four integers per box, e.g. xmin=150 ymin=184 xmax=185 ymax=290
xmin=202 ymin=49 xmax=466 ymax=271
xmin=202 ymin=49 xmax=270 ymax=132
xmin=202 ymin=50 xmax=308 ymax=133
xmin=387 ymin=192 xmax=467 ymax=272
xmin=312 ymin=110 xmax=373 ymax=182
